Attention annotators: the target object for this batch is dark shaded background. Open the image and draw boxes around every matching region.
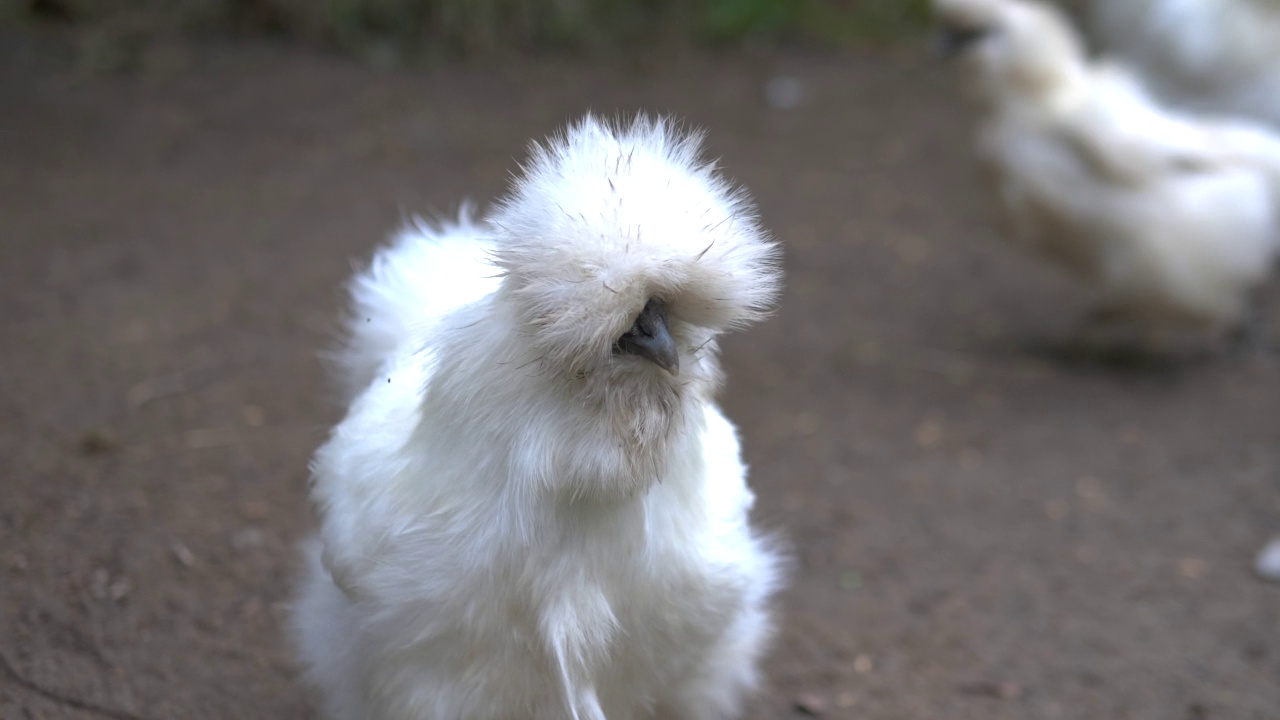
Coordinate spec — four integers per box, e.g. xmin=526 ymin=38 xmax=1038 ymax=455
xmin=2 ymin=2 xmax=1277 ymax=718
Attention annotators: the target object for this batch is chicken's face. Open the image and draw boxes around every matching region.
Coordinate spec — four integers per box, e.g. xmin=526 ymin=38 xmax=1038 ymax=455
xmin=932 ymin=0 xmax=1002 ymax=61
xmin=488 ymin=115 xmax=780 ymax=451
xmin=933 ymin=0 xmax=1083 ymax=103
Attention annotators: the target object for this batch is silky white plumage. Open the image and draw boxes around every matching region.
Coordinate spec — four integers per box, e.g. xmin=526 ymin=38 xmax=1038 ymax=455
xmin=291 ymin=115 xmax=784 ymax=720
xmin=1090 ymin=0 xmax=1280 ymax=125
xmin=935 ymin=0 xmax=1280 ymax=335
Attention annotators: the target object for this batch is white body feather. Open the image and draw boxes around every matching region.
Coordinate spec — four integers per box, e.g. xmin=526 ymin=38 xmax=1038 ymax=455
xmin=939 ymin=0 xmax=1280 ymax=329
xmin=1090 ymin=0 xmax=1280 ymax=125
xmin=330 ymin=213 xmax=501 ymax=399
xmin=292 ymin=117 xmax=783 ymax=720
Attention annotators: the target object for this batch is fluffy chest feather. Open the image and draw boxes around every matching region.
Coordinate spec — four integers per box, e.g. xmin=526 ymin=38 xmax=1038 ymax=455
xmin=311 ymin=375 xmax=758 ymax=719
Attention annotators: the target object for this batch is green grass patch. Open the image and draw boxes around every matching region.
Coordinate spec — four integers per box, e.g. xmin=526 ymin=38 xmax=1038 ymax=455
xmin=9 ymin=0 xmax=936 ymax=59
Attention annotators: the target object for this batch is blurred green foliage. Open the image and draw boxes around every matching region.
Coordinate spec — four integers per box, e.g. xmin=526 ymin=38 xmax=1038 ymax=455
xmin=703 ymin=0 xmax=931 ymax=46
xmin=11 ymin=0 xmax=934 ymax=58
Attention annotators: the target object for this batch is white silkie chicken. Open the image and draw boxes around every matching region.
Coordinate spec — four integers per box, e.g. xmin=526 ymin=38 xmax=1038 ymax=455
xmin=291 ymin=115 xmax=784 ymax=720
xmin=1090 ymin=0 xmax=1280 ymax=125
xmin=934 ymin=0 xmax=1280 ymax=341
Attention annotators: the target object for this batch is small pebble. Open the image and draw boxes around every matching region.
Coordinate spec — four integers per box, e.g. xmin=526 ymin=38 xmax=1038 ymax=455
xmin=764 ymin=75 xmax=805 ymax=110
xmin=1075 ymin=476 xmax=1107 ymax=511
xmin=791 ymin=412 xmax=820 ymax=437
xmin=79 ymin=429 xmax=118 ymax=455
xmin=5 ymin=552 xmax=28 ymax=573
xmin=231 ymin=527 xmax=266 ymax=552
xmin=241 ymin=405 xmax=267 ymax=427
xmin=240 ymin=499 xmax=271 ymax=520
xmin=1178 ymin=557 xmax=1206 ymax=580
xmin=1256 ymin=537 xmax=1280 ymax=582
xmin=241 ymin=596 xmax=265 ymax=619
xmin=89 ymin=568 xmax=111 ymax=599
xmin=793 ymin=692 xmax=827 ymax=716
xmin=109 ymin=577 xmax=132 ymax=601
xmin=172 ymin=541 xmax=196 ymax=568
xmin=185 ymin=427 xmax=236 ymax=449
xmin=87 ymin=569 xmax=130 ymax=602
xmin=913 ymin=416 xmax=944 ymax=449
xmin=839 ymin=570 xmax=862 ymax=591
xmin=958 ymin=680 xmax=1022 ymax=700
xmin=1044 ymin=498 xmax=1070 ymax=522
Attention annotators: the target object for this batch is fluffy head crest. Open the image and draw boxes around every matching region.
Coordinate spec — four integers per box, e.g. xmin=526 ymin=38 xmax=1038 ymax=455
xmin=488 ymin=115 xmax=781 ymax=377
xmin=933 ymin=0 xmax=1085 ymax=102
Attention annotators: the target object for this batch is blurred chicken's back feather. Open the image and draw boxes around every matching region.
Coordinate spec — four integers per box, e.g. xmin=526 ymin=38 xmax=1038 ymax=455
xmin=937 ymin=0 xmax=1280 ymax=333
xmin=1091 ymin=0 xmax=1280 ymax=123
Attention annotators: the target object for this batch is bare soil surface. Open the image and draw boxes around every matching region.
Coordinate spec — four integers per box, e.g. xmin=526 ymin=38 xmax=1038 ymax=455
xmin=2 ymin=35 xmax=1278 ymax=720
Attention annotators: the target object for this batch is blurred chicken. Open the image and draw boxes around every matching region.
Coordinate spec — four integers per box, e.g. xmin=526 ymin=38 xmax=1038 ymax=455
xmin=935 ymin=0 xmax=1280 ymax=341
xmin=291 ymin=116 xmax=784 ymax=720
xmin=1090 ymin=0 xmax=1280 ymax=125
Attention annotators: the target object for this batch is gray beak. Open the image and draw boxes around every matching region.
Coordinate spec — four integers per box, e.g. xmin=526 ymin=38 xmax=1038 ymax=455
xmin=617 ymin=299 xmax=680 ymax=376
xmin=931 ymin=25 xmax=988 ymax=59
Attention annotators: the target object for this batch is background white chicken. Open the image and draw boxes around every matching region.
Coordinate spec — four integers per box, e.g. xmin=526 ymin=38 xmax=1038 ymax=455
xmin=1084 ymin=2 xmax=1280 ymax=575
xmin=1089 ymin=0 xmax=1280 ymax=125
xmin=291 ymin=115 xmax=784 ymax=720
xmin=934 ymin=0 xmax=1280 ymax=343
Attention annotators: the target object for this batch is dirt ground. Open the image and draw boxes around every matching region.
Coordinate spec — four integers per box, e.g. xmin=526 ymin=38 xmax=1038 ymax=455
xmin=2 ymin=32 xmax=1278 ymax=720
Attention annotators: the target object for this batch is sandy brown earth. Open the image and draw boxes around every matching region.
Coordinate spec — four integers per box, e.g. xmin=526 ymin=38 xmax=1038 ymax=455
xmin=2 ymin=33 xmax=1278 ymax=720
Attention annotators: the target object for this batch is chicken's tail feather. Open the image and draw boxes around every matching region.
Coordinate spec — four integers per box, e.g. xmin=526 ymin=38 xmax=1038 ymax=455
xmin=328 ymin=206 xmax=499 ymax=398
